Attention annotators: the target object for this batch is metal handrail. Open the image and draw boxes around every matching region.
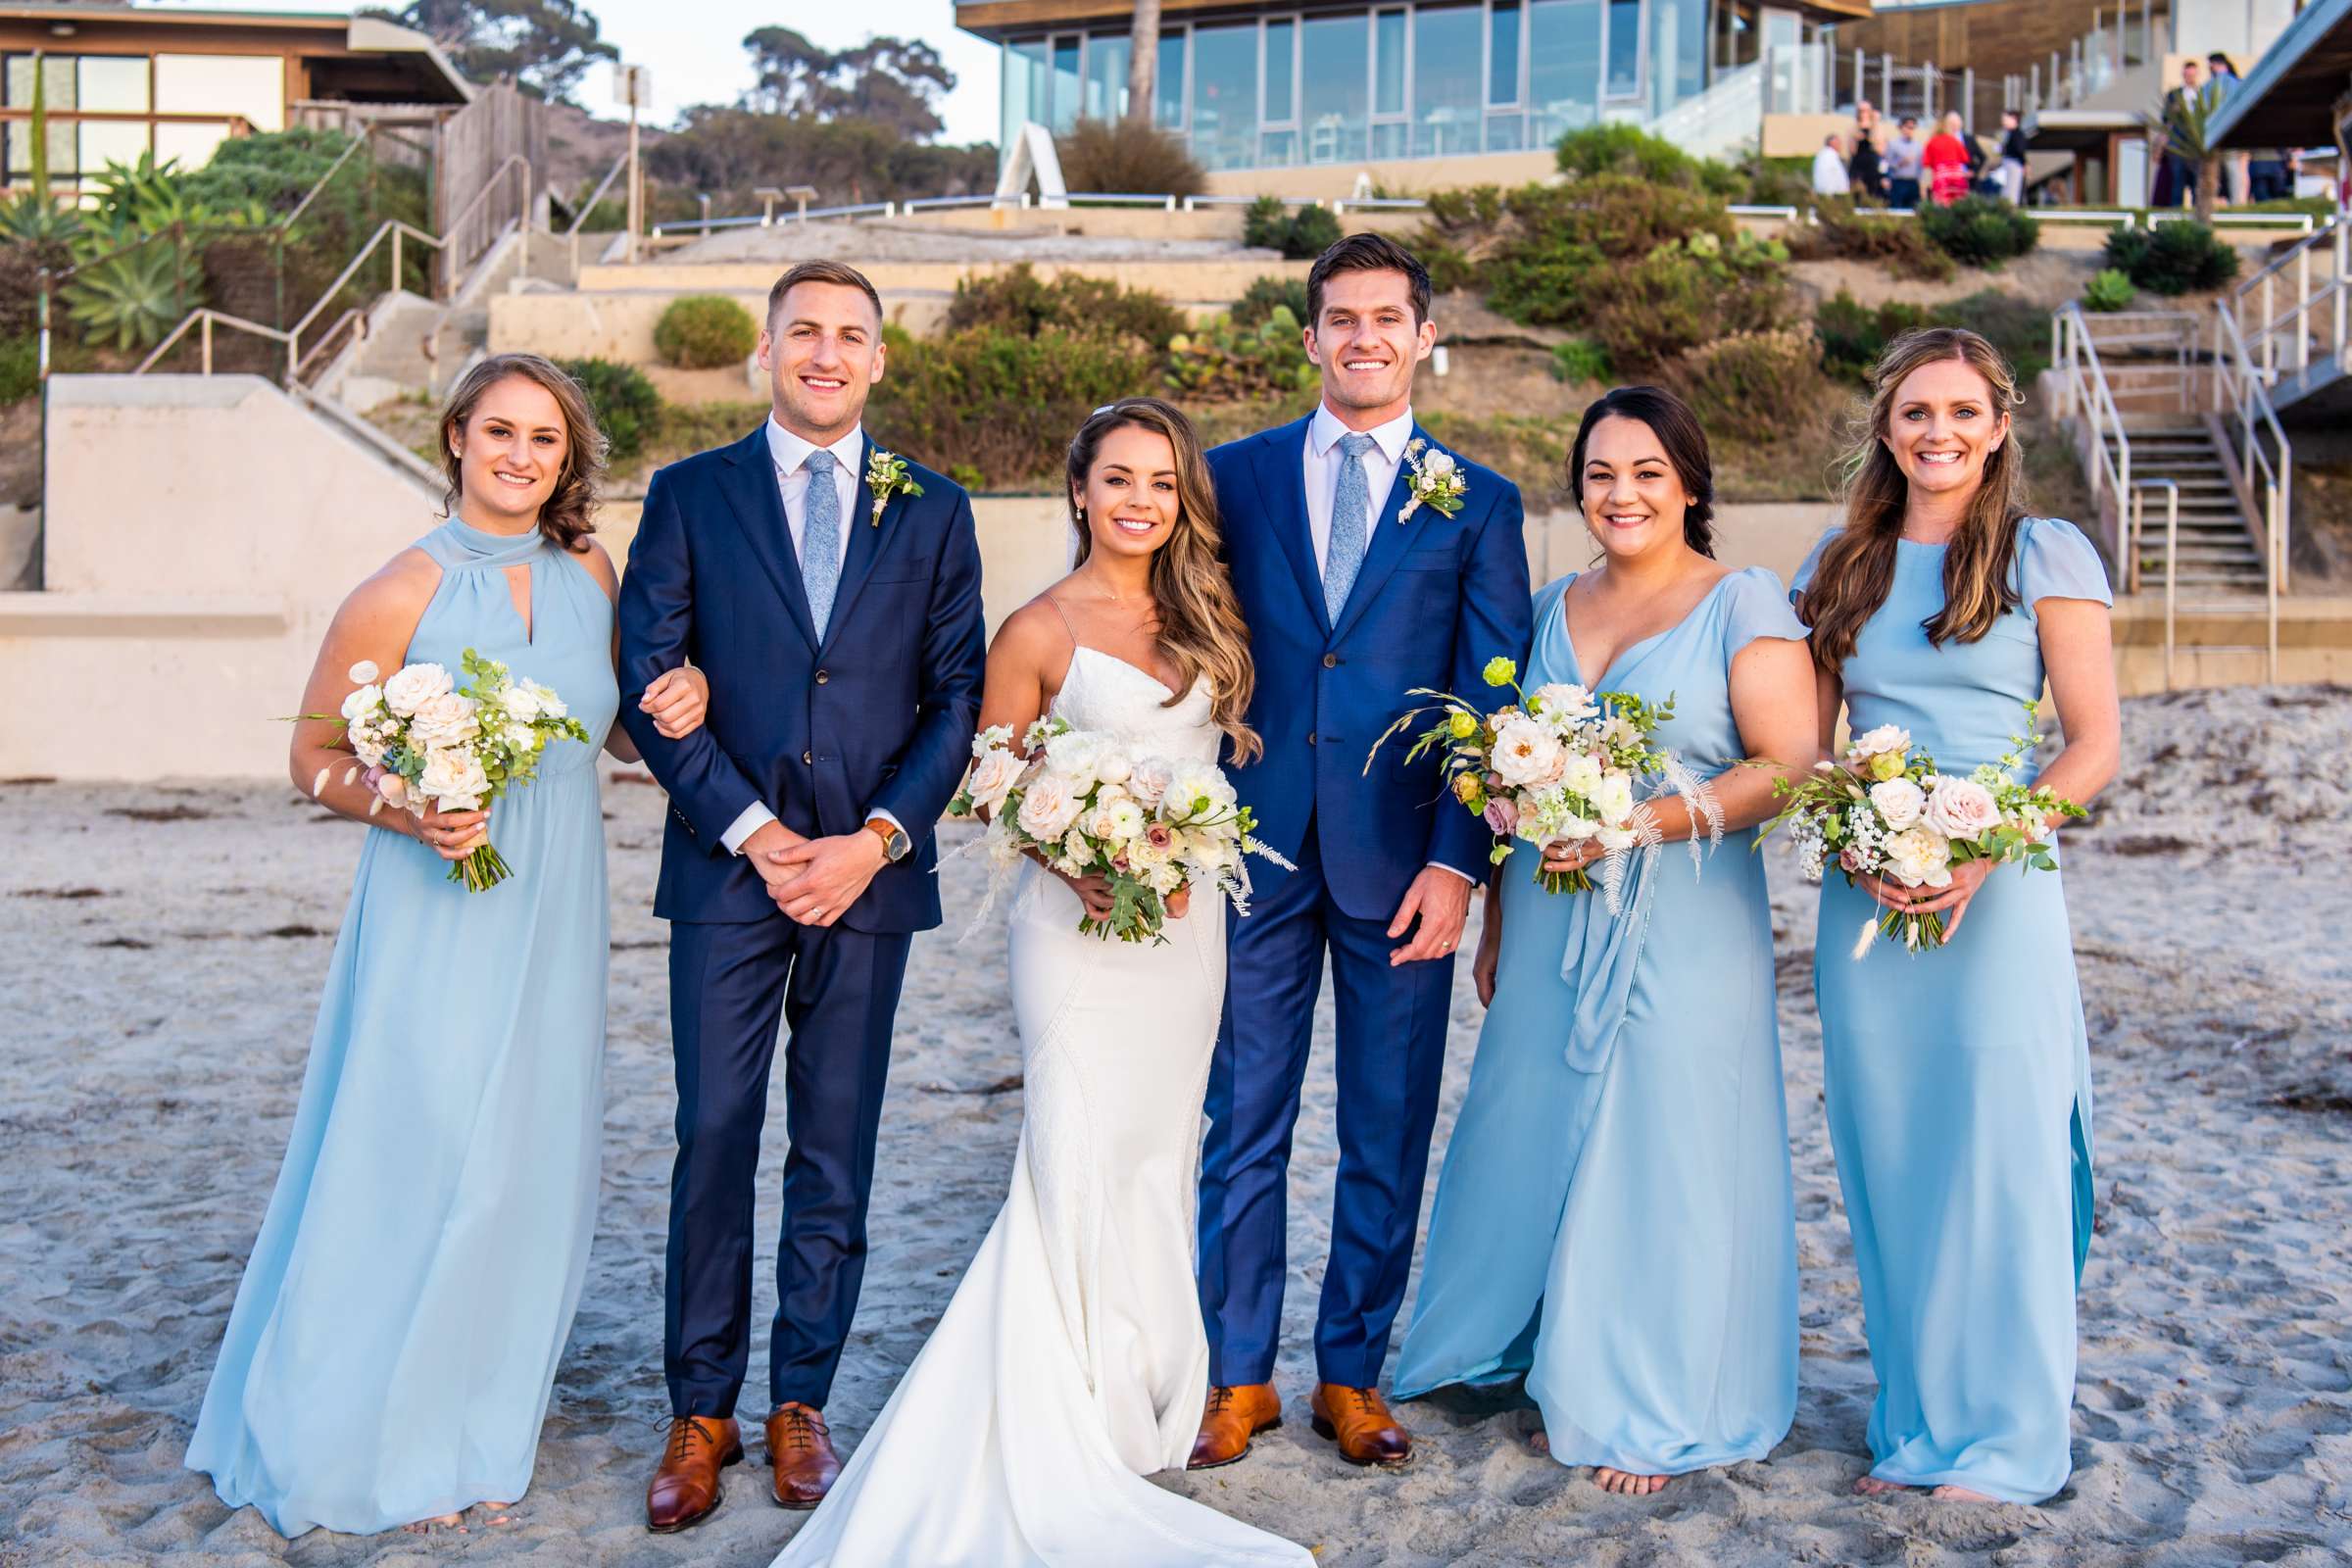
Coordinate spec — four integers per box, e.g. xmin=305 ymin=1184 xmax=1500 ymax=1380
xmin=2229 ymin=215 xmax=2347 ymax=386
xmin=2051 ymin=304 xmax=2136 ymax=527
xmin=134 ymin=307 xmax=292 ymax=377
xmin=2210 ymin=297 xmax=2288 ymax=676
xmin=2129 ymin=479 xmax=2178 ymax=680
xmin=565 ymin=151 xmax=628 ymax=238
xmin=290 ymin=219 xmax=441 ymax=342
xmin=275 ymin=127 xmax=377 ymax=235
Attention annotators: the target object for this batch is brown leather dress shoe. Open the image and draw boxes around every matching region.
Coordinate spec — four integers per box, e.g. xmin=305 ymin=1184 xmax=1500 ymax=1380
xmin=1188 ymin=1383 xmax=1283 ymax=1470
xmin=1310 ymin=1383 xmax=1411 ymax=1468
xmin=646 ymin=1414 xmax=743 ymax=1533
xmin=766 ymin=1402 xmax=842 ymax=1509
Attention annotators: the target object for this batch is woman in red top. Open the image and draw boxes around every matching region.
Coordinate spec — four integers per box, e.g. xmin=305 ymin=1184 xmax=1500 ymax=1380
xmin=1923 ymin=112 xmax=1974 ymax=206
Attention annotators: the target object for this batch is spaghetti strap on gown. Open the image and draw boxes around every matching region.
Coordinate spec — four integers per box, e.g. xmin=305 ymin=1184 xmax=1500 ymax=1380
xmin=186 ymin=519 xmax=617 ymax=1536
xmin=771 ymin=646 xmax=1309 ymax=1567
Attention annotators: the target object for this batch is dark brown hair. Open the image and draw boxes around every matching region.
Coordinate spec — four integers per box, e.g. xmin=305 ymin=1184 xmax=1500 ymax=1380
xmin=1064 ymin=397 xmax=1260 ymax=761
xmin=1796 ymin=326 xmax=2030 ymax=669
xmin=1566 ymin=385 xmax=1716 ymax=558
xmin=436 ymin=353 xmax=603 ymax=553
xmin=1305 ymin=231 xmax=1432 ymax=326
xmin=768 ymin=259 xmax=883 ymax=326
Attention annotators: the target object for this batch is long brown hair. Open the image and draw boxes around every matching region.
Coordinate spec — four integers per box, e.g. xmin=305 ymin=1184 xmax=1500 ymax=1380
xmin=1065 ymin=397 xmax=1261 ymax=762
xmin=1797 ymin=327 xmax=2029 ymax=669
xmin=436 ymin=352 xmax=605 ymax=553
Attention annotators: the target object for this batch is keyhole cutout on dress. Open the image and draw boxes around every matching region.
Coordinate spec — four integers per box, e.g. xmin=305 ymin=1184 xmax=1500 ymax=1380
xmin=503 ymin=562 xmax=533 ymax=644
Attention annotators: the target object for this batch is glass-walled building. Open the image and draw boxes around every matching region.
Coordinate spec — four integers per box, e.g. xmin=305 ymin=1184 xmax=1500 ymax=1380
xmin=967 ymin=0 xmax=1870 ymax=175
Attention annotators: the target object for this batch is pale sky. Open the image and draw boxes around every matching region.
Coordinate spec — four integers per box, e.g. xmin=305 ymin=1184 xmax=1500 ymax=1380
xmin=132 ymin=0 xmax=1002 ymax=144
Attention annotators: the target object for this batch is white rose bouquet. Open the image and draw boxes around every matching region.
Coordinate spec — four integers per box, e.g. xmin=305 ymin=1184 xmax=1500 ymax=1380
xmin=1759 ymin=704 xmax=2084 ymax=954
xmin=1366 ymin=656 xmax=1718 ymax=909
xmin=303 ymin=647 xmax=591 ymax=893
xmin=950 ymin=716 xmax=1292 ymax=945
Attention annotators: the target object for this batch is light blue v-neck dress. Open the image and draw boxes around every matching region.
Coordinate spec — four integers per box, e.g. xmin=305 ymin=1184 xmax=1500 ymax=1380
xmin=1395 ymin=566 xmax=1803 ymax=1477
xmin=1792 ymin=516 xmax=2109 ymax=1504
xmin=187 ymin=519 xmax=618 ymax=1537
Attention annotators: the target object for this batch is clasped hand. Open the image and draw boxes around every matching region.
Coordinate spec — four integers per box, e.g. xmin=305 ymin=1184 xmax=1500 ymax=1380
xmin=1856 ymin=856 xmax=1993 ymax=938
xmin=1054 ymin=868 xmax=1191 ymax=922
xmin=743 ymin=819 xmax=887 ymax=928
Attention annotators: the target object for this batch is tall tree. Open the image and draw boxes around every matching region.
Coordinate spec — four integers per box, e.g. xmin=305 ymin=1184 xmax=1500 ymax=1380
xmin=742 ymin=26 xmax=836 ymax=118
xmin=367 ymin=1 xmax=619 ymax=106
xmin=1125 ymin=0 xmax=1161 ymax=128
xmin=738 ymin=30 xmax=957 ymax=142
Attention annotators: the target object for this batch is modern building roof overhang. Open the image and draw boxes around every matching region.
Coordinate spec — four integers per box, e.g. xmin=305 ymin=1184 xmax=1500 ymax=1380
xmin=0 ymin=3 xmax=472 ymax=104
xmin=2028 ymin=108 xmax=2142 ymax=154
xmin=2204 ymin=0 xmax=2352 ymax=150
xmin=955 ymin=0 xmax=1873 ymax=47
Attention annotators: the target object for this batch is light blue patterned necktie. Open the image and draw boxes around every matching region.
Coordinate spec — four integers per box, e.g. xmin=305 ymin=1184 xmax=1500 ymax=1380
xmin=1324 ymin=431 xmax=1378 ymax=622
xmin=800 ymin=447 xmax=842 ymax=638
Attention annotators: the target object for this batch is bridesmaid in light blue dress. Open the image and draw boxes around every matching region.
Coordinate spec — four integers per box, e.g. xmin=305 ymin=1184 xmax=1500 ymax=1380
xmin=1396 ymin=388 xmax=1819 ymax=1494
xmin=187 ymin=356 xmax=709 ymax=1537
xmin=1790 ymin=328 xmax=2120 ymax=1504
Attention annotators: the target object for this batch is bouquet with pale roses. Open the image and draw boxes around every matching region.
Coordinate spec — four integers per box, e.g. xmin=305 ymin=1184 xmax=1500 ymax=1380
xmin=300 ymin=647 xmax=591 ymax=893
xmin=1366 ymin=656 xmax=1718 ymax=908
xmin=950 ymin=716 xmax=1290 ymax=945
xmin=1759 ymin=706 xmax=2083 ymax=954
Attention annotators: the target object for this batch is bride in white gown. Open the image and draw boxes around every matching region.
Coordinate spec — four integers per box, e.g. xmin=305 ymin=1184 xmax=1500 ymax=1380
xmin=772 ymin=400 xmax=1311 ymax=1568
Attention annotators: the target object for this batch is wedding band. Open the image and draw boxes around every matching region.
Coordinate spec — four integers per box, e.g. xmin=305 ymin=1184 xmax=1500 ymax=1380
xmin=810 ymin=906 xmax=826 ymax=919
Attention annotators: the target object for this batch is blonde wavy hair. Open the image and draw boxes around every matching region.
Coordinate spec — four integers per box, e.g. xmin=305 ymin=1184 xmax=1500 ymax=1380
xmin=436 ymin=352 xmax=607 ymax=553
xmin=1064 ymin=397 xmax=1261 ymax=762
xmin=1797 ymin=326 xmax=2030 ymax=669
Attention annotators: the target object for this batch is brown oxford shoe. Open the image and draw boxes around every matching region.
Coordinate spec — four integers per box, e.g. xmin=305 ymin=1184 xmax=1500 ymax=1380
xmin=766 ymin=1402 xmax=842 ymax=1509
xmin=1188 ymin=1383 xmax=1283 ymax=1470
xmin=645 ymin=1414 xmax=743 ymax=1533
xmin=1310 ymin=1383 xmax=1411 ymax=1468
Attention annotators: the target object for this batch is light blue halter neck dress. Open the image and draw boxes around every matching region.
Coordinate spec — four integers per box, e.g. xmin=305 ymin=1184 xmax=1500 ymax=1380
xmin=1791 ymin=516 xmax=2108 ymax=1504
xmin=186 ymin=518 xmax=617 ymax=1536
xmin=1395 ymin=566 xmax=1803 ymax=1478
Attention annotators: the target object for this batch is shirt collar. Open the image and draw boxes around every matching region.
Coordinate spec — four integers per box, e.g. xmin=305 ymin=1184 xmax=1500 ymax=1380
xmin=1309 ymin=402 xmax=1414 ymax=463
xmin=766 ymin=416 xmax=862 ymax=478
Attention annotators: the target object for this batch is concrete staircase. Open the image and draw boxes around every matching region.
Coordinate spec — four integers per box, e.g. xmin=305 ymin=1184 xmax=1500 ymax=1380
xmin=2101 ymin=422 xmax=2268 ymax=593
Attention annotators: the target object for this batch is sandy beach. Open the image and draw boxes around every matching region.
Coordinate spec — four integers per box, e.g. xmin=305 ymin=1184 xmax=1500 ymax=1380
xmin=4 ymin=684 xmax=2350 ymax=1567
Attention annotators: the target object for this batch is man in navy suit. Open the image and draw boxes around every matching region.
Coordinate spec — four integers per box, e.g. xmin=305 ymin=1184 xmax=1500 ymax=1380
xmin=1192 ymin=234 xmax=1532 ymax=1470
xmin=617 ymin=260 xmax=985 ymax=1530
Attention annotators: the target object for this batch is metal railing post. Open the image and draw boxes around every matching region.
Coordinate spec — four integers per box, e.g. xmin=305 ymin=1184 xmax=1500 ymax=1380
xmin=392 ymin=225 xmax=403 ymax=296
xmin=2297 ymin=245 xmax=2311 ymax=372
xmin=200 ymin=313 xmax=212 ymax=374
xmin=2164 ymin=486 xmax=2178 ymax=689
xmin=2266 ymin=482 xmax=2280 ymax=681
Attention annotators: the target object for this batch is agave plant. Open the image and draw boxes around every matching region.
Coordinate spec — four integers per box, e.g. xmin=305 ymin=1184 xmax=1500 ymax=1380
xmin=63 ymin=229 xmax=202 ymax=351
xmin=2142 ymin=88 xmax=2223 ymax=225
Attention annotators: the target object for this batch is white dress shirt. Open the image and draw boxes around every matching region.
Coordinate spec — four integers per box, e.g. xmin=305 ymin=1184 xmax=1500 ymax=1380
xmin=719 ymin=417 xmax=901 ymax=858
xmin=1298 ymin=403 xmax=1470 ymax=888
xmin=1301 ymin=402 xmax=1413 ymax=573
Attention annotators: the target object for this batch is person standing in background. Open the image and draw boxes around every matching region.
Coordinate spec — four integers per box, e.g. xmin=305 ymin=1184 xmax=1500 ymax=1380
xmin=1923 ymin=113 xmax=1973 ymax=207
xmin=2160 ymin=59 xmax=2206 ymax=210
xmin=1850 ymin=115 xmax=1886 ymax=203
xmin=1814 ymin=133 xmax=1853 ymax=199
xmin=1886 ymin=117 xmax=1925 ymax=209
xmin=1997 ymin=110 xmax=2029 ymax=205
xmin=2206 ymin=54 xmax=2247 ymax=206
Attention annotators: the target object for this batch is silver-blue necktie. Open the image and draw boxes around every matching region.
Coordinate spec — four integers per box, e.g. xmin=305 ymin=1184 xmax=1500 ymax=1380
xmin=1324 ymin=431 xmax=1377 ymax=622
xmin=800 ymin=448 xmax=842 ymax=638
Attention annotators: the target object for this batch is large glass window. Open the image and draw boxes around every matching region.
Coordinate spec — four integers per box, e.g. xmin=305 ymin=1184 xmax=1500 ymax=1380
xmin=1261 ymin=19 xmax=1297 ymax=167
xmin=4 ymin=52 xmax=155 ymax=192
xmin=1299 ymin=13 xmax=1369 ymax=163
xmin=1413 ymin=5 xmax=1483 ymax=157
xmin=1490 ymin=2 xmax=1522 ymax=104
xmin=1156 ymin=30 xmax=1186 ymax=131
xmin=1084 ymin=33 xmax=1129 ymax=122
xmin=154 ymin=52 xmax=281 ymax=168
xmin=1649 ymin=0 xmax=1704 ymax=116
xmin=1003 ymin=38 xmax=1048 ymax=147
xmin=1190 ymin=23 xmax=1257 ymax=172
xmin=1602 ymin=0 xmax=1643 ymax=100
xmin=1529 ymin=0 xmax=1602 ymax=147
xmin=1050 ymin=37 xmax=1081 ymax=131
xmin=1374 ymin=10 xmax=1406 ymax=114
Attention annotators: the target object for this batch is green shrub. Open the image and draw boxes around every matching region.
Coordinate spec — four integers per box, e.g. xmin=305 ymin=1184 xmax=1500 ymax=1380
xmin=866 ymin=326 xmax=1149 ymax=489
xmin=0 ymin=332 xmax=33 ymax=403
xmin=1666 ymin=329 xmax=1830 ymax=445
xmin=1055 ymin=118 xmax=1206 ymax=199
xmin=1243 ymin=196 xmax=1342 ymax=260
xmin=1790 ymin=198 xmax=1955 ymax=281
xmin=1555 ymin=123 xmax=1711 ymax=189
xmin=1232 ymin=274 xmax=1310 ymax=330
xmin=555 ymin=356 xmax=660 ymax=464
xmin=946 ymin=263 xmax=1182 ymax=345
xmin=1932 ymin=288 xmax=2052 ymax=380
xmin=1549 ymin=337 xmax=1612 ymax=384
xmin=653 ymin=294 xmax=757 ymax=368
xmin=1813 ymin=289 xmax=1931 ymax=384
xmin=1480 ymin=176 xmax=1737 ymax=326
xmin=2103 ymin=220 xmax=2239 ymax=295
xmin=1578 ymin=244 xmax=1787 ymax=370
xmin=1919 ymin=195 xmax=2039 ymax=269
xmin=2082 ymin=269 xmax=2136 ymax=313
xmin=1163 ymin=306 xmax=1319 ymax=401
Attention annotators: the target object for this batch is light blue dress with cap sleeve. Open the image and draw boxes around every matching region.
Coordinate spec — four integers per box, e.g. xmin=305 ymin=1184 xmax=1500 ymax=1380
xmin=1395 ymin=566 xmax=1804 ymax=1478
xmin=1790 ymin=515 xmax=2109 ymax=1504
xmin=186 ymin=518 xmax=618 ymax=1537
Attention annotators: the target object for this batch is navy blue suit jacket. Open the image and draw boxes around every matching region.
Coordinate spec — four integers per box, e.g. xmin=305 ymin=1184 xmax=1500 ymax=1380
xmin=1209 ymin=416 xmax=1532 ymax=920
xmin=616 ymin=426 xmax=986 ymax=931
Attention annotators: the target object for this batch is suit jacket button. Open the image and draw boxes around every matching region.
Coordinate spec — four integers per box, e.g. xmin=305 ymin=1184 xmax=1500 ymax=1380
xmin=1322 ymin=653 xmax=1339 ymax=668
xmin=1307 ymin=731 xmax=1318 ymax=746
xmin=803 ymin=749 xmax=813 ymax=764
xmin=815 ymin=669 xmax=830 ymax=684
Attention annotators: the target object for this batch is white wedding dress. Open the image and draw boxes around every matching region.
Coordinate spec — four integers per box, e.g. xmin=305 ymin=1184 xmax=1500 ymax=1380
xmin=772 ymin=647 xmax=1311 ymax=1568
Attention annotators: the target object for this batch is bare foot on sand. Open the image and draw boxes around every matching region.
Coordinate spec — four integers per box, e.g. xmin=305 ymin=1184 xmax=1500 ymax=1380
xmin=1852 ymin=1475 xmax=1915 ymax=1496
xmin=402 ymin=1513 xmax=465 ymax=1533
xmin=1594 ymin=1467 xmax=1670 ymax=1495
xmin=1931 ymin=1485 xmax=1997 ymax=1502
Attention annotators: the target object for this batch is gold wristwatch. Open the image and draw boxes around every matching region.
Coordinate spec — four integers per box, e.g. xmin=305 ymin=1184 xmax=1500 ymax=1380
xmin=864 ymin=816 xmax=909 ymax=862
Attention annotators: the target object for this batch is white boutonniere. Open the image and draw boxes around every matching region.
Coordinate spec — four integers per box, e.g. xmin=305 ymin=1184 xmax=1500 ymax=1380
xmin=1398 ymin=438 xmax=1467 ymax=521
xmin=864 ymin=448 xmax=923 ymax=526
